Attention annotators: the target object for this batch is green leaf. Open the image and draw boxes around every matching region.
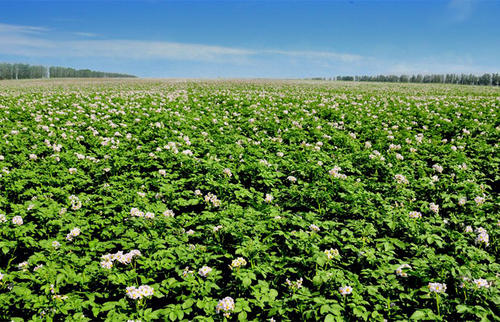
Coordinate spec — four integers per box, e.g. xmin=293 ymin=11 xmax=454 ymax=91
xmin=238 ymin=311 xmax=247 ymax=321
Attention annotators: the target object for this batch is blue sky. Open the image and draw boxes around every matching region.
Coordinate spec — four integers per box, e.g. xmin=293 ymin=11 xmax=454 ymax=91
xmin=0 ymin=0 xmax=498 ymax=78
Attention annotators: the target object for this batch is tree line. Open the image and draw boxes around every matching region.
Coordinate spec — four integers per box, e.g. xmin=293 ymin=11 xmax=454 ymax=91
xmin=0 ymin=63 xmax=136 ymax=80
xmin=310 ymin=73 xmax=500 ymax=86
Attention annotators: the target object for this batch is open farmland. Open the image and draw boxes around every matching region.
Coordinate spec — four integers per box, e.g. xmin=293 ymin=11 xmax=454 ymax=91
xmin=0 ymin=79 xmax=498 ymax=321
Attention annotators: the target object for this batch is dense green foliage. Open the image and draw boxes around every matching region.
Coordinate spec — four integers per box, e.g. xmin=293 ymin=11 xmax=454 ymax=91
xmin=0 ymin=80 xmax=498 ymax=321
xmin=0 ymin=62 xmax=135 ymax=80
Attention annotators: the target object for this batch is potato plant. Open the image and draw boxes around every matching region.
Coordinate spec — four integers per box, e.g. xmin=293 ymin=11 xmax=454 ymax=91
xmin=0 ymin=79 xmax=498 ymax=321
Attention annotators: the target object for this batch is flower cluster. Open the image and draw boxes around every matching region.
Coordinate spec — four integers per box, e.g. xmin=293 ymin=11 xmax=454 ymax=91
xmin=395 ymin=264 xmax=411 ymax=277
xmin=264 ymin=193 xmax=273 ymax=203
xmin=285 ymin=278 xmax=303 ymax=290
xmin=223 ymin=168 xmax=232 ymax=177
xmin=229 ymin=257 xmax=247 ymax=270
xmin=100 ymin=249 xmax=141 ymax=269
xmin=216 ymin=297 xmax=235 ymax=318
xmin=130 ymin=208 xmax=155 ymax=219
xmin=428 ymin=282 xmax=447 ymax=293
xmin=204 ymin=192 xmax=221 ymax=207
xmin=198 ymin=266 xmax=212 ymax=277
xmin=12 ymin=215 xmax=23 ymax=225
xmin=324 ymin=248 xmax=340 ymax=259
xmin=369 ymin=150 xmax=385 ymax=161
xmin=329 ymin=166 xmax=347 ymax=179
xmin=473 ymin=278 xmax=490 ymax=289
xmin=432 ymin=164 xmax=443 ymax=173
xmin=429 ymin=203 xmax=439 ymax=214
xmin=125 ymin=285 xmax=154 ymax=300
xmin=475 ymin=227 xmax=489 ymax=246
xmin=68 ymin=195 xmax=82 ymax=210
xmin=162 ymin=209 xmax=175 ymax=217
xmin=66 ymin=227 xmax=81 ymax=241
xmin=394 ymin=174 xmax=409 ymax=184
xmin=474 ymin=196 xmax=485 ymax=206
xmin=309 ymin=224 xmax=320 ymax=233
xmin=339 ymin=285 xmax=353 ymax=296
xmin=408 ymin=211 xmax=422 ymax=219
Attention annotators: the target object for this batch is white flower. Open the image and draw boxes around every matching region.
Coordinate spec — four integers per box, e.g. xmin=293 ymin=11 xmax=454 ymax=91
xmin=216 ymin=297 xmax=235 ymax=318
xmin=428 ymin=282 xmax=446 ymax=293
xmin=324 ymin=248 xmax=339 ymax=259
xmin=130 ymin=208 xmax=144 ymax=218
xmin=465 ymin=225 xmax=473 ymax=233
xmin=0 ymin=214 xmax=6 ymax=223
xmin=409 ymin=211 xmax=422 ymax=219
xmin=458 ymin=197 xmax=466 ymax=206
xmin=100 ymin=260 xmax=113 ymax=269
xmin=0 ymin=272 xmax=3 ymax=281
xmin=476 ymin=231 xmax=489 ymax=246
xmin=395 ymin=264 xmax=411 ymax=277
xmin=339 ymin=285 xmax=353 ymax=296
xmin=473 ymin=278 xmax=490 ymax=289
xmin=287 ymin=176 xmax=297 ymax=183
xmin=394 ymin=174 xmax=409 ymax=184
xmin=276 ymin=152 xmax=284 ymax=157
xmin=329 ymin=166 xmax=347 ymax=179
xmin=213 ymin=225 xmax=223 ymax=232
xmin=309 ymin=224 xmax=320 ymax=232
xmin=286 ymin=278 xmax=303 ymax=290
xmin=163 ymin=209 xmax=175 ymax=217
xmin=429 ymin=203 xmax=439 ymax=214
xmin=51 ymin=241 xmax=61 ymax=249
xmin=432 ymin=164 xmax=443 ymax=173
xmin=198 ymin=266 xmax=212 ymax=277
xmin=18 ymin=261 xmax=28 ymax=270
xmin=12 ymin=216 xmax=23 ymax=225
xmin=229 ymin=257 xmax=247 ymax=270
xmin=126 ymin=285 xmax=154 ymax=300
xmin=264 ymin=193 xmax=273 ymax=203
xmin=474 ymin=196 xmax=485 ymax=206
xmin=182 ymin=266 xmax=194 ymax=277
xmin=66 ymin=227 xmax=81 ymax=241
xmin=223 ymin=168 xmax=232 ymax=177
xmin=68 ymin=168 xmax=77 ymax=174
xmin=158 ymin=169 xmax=166 ymax=176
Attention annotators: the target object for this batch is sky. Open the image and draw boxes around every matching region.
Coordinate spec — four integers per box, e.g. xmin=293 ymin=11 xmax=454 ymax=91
xmin=0 ymin=0 xmax=499 ymax=78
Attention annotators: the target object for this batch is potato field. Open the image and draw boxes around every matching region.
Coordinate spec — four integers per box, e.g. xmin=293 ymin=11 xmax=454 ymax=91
xmin=0 ymin=79 xmax=498 ymax=321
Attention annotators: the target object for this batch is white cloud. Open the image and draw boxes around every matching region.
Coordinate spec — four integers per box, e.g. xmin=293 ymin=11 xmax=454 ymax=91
xmin=448 ymin=0 xmax=477 ymax=22
xmin=73 ymin=32 xmax=99 ymax=37
xmin=0 ymin=22 xmax=364 ymax=64
xmin=0 ymin=22 xmax=48 ymax=34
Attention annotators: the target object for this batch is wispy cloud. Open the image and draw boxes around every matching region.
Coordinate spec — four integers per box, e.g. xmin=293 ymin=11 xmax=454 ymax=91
xmin=447 ymin=0 xmax=477 ymax=22
xmin=73 ymin=32 xmax=99 ymax=38
xmin=0 ymin=22 xmax=48 ymax=34
xmin=0 ymin=22 xmax=364 ymax=65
